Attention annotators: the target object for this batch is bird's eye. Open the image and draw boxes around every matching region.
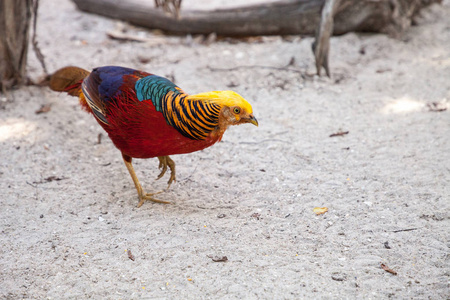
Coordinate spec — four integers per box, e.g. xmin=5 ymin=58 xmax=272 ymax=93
xmin=233 ymin=107 xmax=241 ymax=114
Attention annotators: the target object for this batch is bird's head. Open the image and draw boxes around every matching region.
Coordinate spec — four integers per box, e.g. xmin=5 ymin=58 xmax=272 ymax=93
xmin=186 ymin=90 xmax=258 ymax=128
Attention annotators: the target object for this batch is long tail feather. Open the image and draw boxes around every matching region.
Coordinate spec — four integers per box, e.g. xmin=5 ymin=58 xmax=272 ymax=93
xmin=49 ymin=66 xmax=90 ymax=96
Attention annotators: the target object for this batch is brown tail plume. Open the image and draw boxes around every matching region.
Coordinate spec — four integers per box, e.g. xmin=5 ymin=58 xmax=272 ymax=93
xmin=49 ymin=66 xmax=90 ymax=96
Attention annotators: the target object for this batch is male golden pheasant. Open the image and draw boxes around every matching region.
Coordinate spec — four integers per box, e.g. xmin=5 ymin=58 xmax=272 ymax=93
xmin=50 ymin=66 xmax=258 ymax=207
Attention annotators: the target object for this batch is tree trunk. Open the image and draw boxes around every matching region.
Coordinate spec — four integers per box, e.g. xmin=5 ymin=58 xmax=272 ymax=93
xmin=0 ymin=0 xmax=32 ymax=92
xmin=72 ymin=0 xmax=441 ymax=37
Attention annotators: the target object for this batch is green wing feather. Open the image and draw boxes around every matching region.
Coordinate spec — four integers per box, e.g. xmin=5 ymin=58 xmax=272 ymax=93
xmin=135 ymin=75 xmax=183 ymax=111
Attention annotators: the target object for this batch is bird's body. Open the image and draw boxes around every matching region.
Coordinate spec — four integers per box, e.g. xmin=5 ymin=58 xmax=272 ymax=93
xmin=80 ymin=66 xmax=225 ymax=158
xmin=50 ymin=66 xmax=257 ymax=207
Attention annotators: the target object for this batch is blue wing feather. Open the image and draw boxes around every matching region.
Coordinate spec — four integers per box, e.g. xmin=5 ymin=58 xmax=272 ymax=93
xmin=96 ymin=66 xmax=140 ymax=101
xmin=82 ymin=66 xmax=150 ymax=124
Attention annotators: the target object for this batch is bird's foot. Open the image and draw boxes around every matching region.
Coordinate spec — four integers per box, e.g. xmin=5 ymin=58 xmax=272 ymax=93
xmin=122 ymin=153 xmax=171 ymax=208
xmin=137 ymin=190 xmax=170 ymax=208
xmin=157 ymin=156 xmax=176 ymax=188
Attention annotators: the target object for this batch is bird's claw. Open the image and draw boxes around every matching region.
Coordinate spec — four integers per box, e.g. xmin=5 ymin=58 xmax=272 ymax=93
xmin=156 ymin=156 xmax=176 ymax=188
xmin=166 ymin=170 xmax=175 ymax=189
xmin=137 ymin=191 xmax=170 ymax=207
xmin=157 ymin=156 xmax=168 ymax=180
xmin=157 ymin=161 xmax=168 ymax=180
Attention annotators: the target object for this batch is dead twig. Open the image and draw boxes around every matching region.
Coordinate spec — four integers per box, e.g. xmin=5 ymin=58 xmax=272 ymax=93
xmin=32 ymin=176 xmax=68 ymax=185
xmin=196 ymin=205 xmax=234 ymax=210
xmin=26 ymin=181 xmax=37 ymax=188
xmin=329 ymin=130 xmax=349 ymax=137
xmin=381 ymin=263 xmax=397 ymax=275
xmin=391 ymin=228 xmax=418 ymax=233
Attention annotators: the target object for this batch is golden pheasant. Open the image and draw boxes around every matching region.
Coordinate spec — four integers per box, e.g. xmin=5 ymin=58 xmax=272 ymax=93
xmin=50 ymin=66 xmax=258 ymax=207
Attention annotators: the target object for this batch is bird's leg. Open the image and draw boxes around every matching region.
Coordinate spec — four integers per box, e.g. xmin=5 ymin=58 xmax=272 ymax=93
xmin=122 ymin=153 xmax=170 ymax=207
xmin=157 ymin=156 xmax=176 ymax=188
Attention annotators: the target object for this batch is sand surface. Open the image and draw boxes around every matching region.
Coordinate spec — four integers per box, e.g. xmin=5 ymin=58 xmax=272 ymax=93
xmin=1 ymin=0 xmax=449 ymax=298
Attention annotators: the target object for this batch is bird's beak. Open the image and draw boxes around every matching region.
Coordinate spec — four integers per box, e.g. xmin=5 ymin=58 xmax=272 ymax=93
xmin=245 ymin=114 xmax=259 ymax=127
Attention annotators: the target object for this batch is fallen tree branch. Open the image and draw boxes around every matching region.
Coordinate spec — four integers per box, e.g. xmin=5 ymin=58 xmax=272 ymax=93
xmin=72 ymin=0 xmax=441 ymax=37
xmin=72 ymin=0 xmax=321 ymax=36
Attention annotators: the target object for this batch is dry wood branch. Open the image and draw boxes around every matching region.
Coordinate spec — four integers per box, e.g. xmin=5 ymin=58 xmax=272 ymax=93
xmin=31 ymin=0 xmax=48 ymax=75
xmin=313 ymin=0 xmax=341 ymax=77
xmin=72 ymin=0 xmax=441 ymax=37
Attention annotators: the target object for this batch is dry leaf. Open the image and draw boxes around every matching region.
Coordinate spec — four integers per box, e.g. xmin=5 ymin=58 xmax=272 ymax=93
xmin=127 ymin=249 xmax=135 ymax=261
xmin=427 ymin=102 xmax=447 ymax=112
xmin=35 ymin=104 xmax=51 ymax=114
xmin=314 ymin=207 xmax=328 ymax=215
xmin=251 ymin=213 xmax=261 ymax=220
xmin=208 ymin=255 xmax=228 ymax=262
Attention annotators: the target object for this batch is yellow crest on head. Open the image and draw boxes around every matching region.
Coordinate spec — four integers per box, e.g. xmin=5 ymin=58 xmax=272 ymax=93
xmin=186 ymin=90 xmax=253 ymax=113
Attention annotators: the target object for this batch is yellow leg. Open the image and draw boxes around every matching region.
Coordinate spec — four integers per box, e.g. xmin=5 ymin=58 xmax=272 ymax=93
xmin=122 ymin=154 xmax=170 ymax=207
xmin=156 ymin=156 xmax=176 ymax=188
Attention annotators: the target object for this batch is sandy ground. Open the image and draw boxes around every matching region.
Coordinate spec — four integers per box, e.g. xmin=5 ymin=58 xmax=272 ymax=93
xmin=1 ymin=0 xmax=449 ymax=298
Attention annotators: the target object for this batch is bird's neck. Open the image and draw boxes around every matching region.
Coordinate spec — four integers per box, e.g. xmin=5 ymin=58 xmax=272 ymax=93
xmin=162 ymin=91 xmax=224 ymax=140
